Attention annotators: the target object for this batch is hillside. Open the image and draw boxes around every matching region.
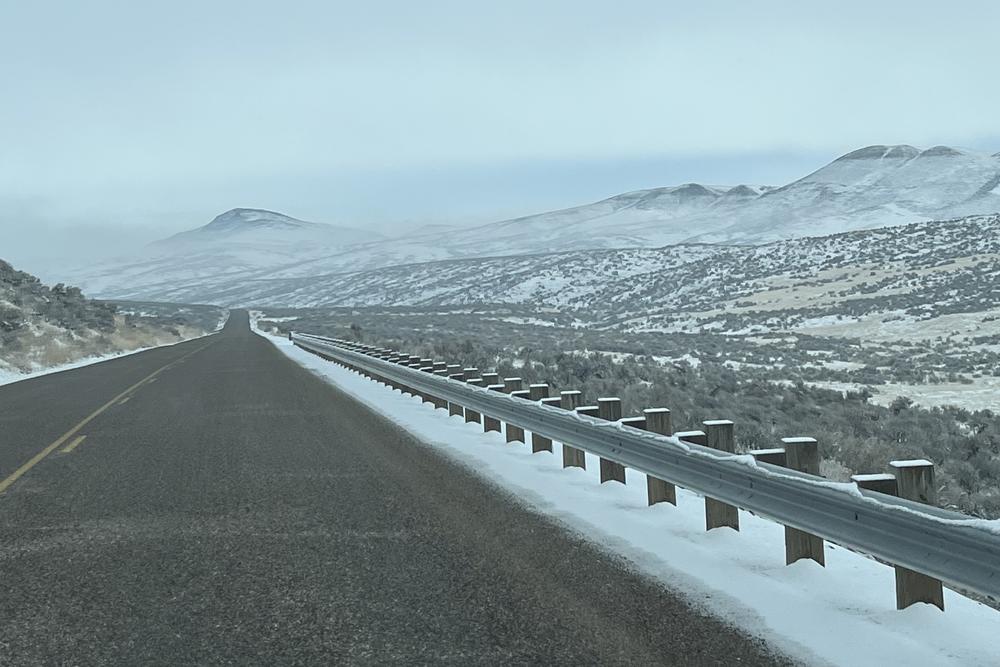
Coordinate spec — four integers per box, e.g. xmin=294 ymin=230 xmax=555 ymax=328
xmin=380 ymin=144 xmax=999 ymax=258
xmin=59 ymin=144 xmax=1000 ymax=303
xmin=0 ymin=259 xmax=226 ymax=379
xmin=257 ymin=213 xmax=1000 ymax=408
xmin=142 ymin=213 xmax=1000 ymax=333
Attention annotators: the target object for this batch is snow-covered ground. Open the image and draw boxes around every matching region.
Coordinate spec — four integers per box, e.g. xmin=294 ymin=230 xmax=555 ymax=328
xmin=258 ymin=330 xmax=1000 ymax=667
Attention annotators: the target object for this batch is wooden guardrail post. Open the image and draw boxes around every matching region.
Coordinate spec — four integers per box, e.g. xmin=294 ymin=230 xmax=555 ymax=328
xmin=535 ymin=397 xmax=563 ymax=453
xmin=851 ymin=473 xmax=897 ymax=495
xmin=703 ymin=420 xmax=739 ymax=531
xmin=889 ymin=459 xmax=945 ymax=611
xmin=418 ymin=359 xmax=433 ymax=393
xmin=483 ymin=384 xmax=505 ymax=433
xmin=464 ymin=373 xmax=482 ymax=424
xmin=406 ymin=362 xmax=424 ymax=399
xmin=528 ymin=383 xmax=549 ymax=400
xmin=643 ymin=408 xmax=676 ymax=506
xmin=447 ymin=373 xmax=465 ymax=417
xmin=365 ymin=350 xmax=382 ymax=380
xmin=383 ymin=355 xmax=402 ymax=390
xmin=431 ymin=370 xmax=449 ymax=409
xmin=620 ymin=416 xmax=646 ymax=430
xmin=571 ymin=405 xmax=599 ymax=468
xmin=781 ymin=437 xmax=825 ymax=566
xmin=396 ymin=360 xmax=414 ymax=396
xmin=418 ymin=366 xmax=436 ymax=405
xmin=749 ymin=448 xmax=787 ymax=466
xmin=459 ymin=367 xmax=479 ymax=419
xmin=597 ymin=398 xmax=626 ymax=484
xmin=675 ymin=430 xmax=707 ymax=446
xmin=501 ymin=377 xmax=524 ymax=441
xmin=892 ymin=459 xmax=937 ymax=504
xmin=480 ymin=373 xmax=502 ymax=432
xmin=506 ymin=390 xmax=530 ymax=442
xmin=430 ymin=362 xmax=447 ymax=395
xmin=560 ymin=391 xmax=585 ymax=468
xmin=503 ymin=377 xmax=523 ymax=393
xmin=529 ymin=384 xmax=551 ymax=453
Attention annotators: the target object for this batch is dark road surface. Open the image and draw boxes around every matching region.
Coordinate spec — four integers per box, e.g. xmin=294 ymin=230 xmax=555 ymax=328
xmin=0 ymin=312 xmax=793 ymax=665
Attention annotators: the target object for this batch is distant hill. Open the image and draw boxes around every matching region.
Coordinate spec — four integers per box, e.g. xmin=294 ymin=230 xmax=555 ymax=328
xmin=71 ymin=208 xmax=381 ymax=296
xmin=156 ymin=208 xmax=375 ymax=244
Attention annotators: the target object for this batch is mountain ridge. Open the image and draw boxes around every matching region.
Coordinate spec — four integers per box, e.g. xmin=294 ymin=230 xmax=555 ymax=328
xmin=60 ymin=143 xmax=1000 ymax=302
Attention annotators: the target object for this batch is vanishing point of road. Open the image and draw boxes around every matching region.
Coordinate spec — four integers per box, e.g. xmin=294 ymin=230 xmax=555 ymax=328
xmin=0 ymin=312 xmax=792 ymax=665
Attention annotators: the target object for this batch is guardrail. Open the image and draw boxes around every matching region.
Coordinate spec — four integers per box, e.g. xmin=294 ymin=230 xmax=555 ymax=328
xmin=291 ymin=331 xmax=1000 ymax=611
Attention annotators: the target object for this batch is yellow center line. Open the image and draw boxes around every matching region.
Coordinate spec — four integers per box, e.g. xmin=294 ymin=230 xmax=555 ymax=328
xmin=0 ymin=338 xmax=218 ymax=495
xmin=60 ymin=435 xmax=87 ymax=454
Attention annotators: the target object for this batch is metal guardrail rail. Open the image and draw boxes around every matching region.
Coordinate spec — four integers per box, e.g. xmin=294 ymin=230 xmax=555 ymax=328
xmin=292 ymin=332 xmax=1000 ymax=603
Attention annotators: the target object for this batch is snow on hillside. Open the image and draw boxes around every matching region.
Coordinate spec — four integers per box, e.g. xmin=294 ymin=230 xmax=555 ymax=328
xmin=58 ymin=145 xmax=1000 ymax=304
xmin=694 ymin=145 xmax=1000 ymax=243
xmin=157 ymin=208 xmax=374 ymax=244
xmin=126 ymin=213 xmax=999 ymax=319
xmin=73 ymin=208 xmax=381 ymax=295
xmin=304 ymin=143 xmax=998 ymax=269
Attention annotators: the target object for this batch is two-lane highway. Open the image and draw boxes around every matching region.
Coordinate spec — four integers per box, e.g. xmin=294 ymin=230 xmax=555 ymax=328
xmin=0 ymin=312 xmax=791 ymax=665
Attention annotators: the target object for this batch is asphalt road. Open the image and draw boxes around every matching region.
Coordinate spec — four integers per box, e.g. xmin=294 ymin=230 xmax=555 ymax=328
xmin=0 ymin=312 xmax=793 ymax=665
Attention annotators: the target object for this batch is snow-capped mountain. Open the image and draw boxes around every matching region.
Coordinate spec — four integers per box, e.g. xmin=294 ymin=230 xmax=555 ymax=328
xmin=440 ymin=144 xmax=999 ymax=252
xmin=324 ymin=144 xmax=997 ymax=265
xmin=406 ymin=182 xmax=773 ymax=257
xmin=689 ymin=145 xmax=1000 ymax=243
xmin=61 ymin=145 xmax=1000 ymax=303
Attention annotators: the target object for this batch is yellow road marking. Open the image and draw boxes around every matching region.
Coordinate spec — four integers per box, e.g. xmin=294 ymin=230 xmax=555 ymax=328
xmin=60 ymin=435 xmax=87 ymax=454
xmin=118 ymin=397 xmax=131 ymax=405
xmin=0 ymin=339 xmax=217 ymax=495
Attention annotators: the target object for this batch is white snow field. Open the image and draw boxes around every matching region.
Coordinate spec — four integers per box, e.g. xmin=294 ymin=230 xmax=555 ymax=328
xmin=260 ymin=331 xmax=1000 ymax=667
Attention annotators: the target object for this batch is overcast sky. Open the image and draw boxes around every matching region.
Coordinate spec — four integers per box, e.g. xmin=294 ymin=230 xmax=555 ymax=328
xmin=2 ymin=0 xmax=998 ymax=272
